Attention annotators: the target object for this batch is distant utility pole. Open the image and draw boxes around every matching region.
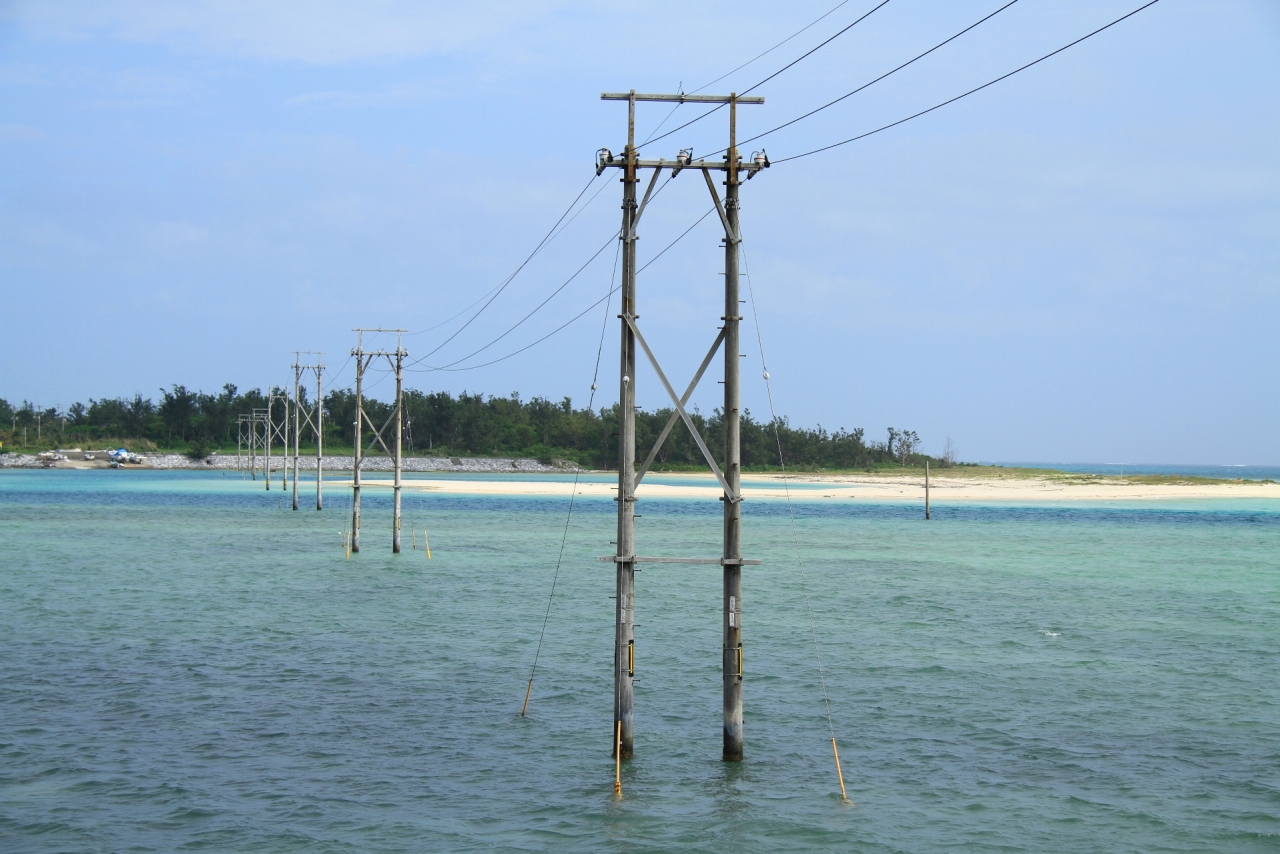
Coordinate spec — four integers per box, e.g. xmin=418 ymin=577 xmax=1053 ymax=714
xmin=252 ymin=407 xmax=272 ymax=484
xmin=350 ymin=329 xmax=408 ymax=554
xmin=238 ymin=412 xmax=266 ymax=480
xmin=264 ymin=388 xmax=290 ymax=492
xmin=598 ymin=90 xmax=766 ymax=763
xmin=292 ymin=352 xmax=326 ymax=512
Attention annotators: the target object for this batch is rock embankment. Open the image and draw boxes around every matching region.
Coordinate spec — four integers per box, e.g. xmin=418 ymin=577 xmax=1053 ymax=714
xmin=1 ymin=453 xmax=578 ymax=472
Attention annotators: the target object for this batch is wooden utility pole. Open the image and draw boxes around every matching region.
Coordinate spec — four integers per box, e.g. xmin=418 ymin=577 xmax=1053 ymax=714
xmin=264 ymin=396 xmax=272 ymax=490
xmin=351 ymin=336 xmax=367 ymax=553
xmin=350 ymin=329 xmax=408 ymax=554
xmin=925 ymin=459 xmax=931 ymax=520
xmin=613 ymin=91 xmax=638 ymax=761
xmin=315 ymin=361 xmax=324 ymax=510
xmin=293 ymin=365 xmax=301 ymax=511
xmin=292 ymin=353 xmax=326 ymax=512
xmin=599 ymin=90 xmax=764 ymax=764
xmin=392 ymin=345 xmax=405 ymax=553
xmin=721 ymin=94 xmax=744 ymax=762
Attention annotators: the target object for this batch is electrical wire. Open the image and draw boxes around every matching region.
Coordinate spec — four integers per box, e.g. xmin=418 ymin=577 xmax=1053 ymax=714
xmin=638 ymin=0 xmax=894 ymax=152
xmin=695 ymin=0 xmax=854 ymax=96
xmin=521 ymin=239 xmax=621 ymax=717
xmin=775 ymin=0 xmax=1162 ymax=164
xmin=406 ymin=174 xmax=613 ymax=341
xmin=716 ymin=0 xmax=1022 ymax=157
xmin=409 ymin=174 xmax=682 ymax=374
xmin=408 ymin=172 xmax=601 ymax=361
xmin=740 ymin=233 xmax=844 ymax=796
xmin=430 ymin=230 xmax=620 ymax=370
xmin=411 ymin=205 xmax=715 ymax=374
xmin=638 ymin=0 xmax=857 ymax=146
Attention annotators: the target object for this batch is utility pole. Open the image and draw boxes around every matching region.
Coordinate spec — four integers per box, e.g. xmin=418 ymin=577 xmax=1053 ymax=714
xmin=263 ymin=402 xmax=272 ymax=490
xmin=598 ymin=90 xmax=765 ymax=764
xmin=316 ymin=360 xmax=324 ymax=510
xmin=612 ymin=91 xmax=639 ymax=763
xmin=291 ymin=353 xmax=325 ymax=512
xmin=721 ymin=94 xmax=745 ymax=762
xmin=392 ymin=344 xmax=404 ymax=553
xmin=350 ymin=329 xmax=408 ymax=554
xmin=293 ymin=364 xmax=301 ymax=511
xmin=925 ymin=459 xmax=931 ymax=520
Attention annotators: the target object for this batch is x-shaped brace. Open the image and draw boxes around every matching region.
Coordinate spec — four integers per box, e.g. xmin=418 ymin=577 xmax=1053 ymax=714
xmin=354 ymin=355 xmax=401 ymax=471
xmin=626 ymin=316 xmax=738 ymax=501
xmin=636 ymin=327 xmax=724 ymax=485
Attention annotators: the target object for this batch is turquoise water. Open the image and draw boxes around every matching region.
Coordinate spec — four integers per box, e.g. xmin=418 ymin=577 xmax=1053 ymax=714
xmin=2 ymin=470 xmax=1278 ymax=852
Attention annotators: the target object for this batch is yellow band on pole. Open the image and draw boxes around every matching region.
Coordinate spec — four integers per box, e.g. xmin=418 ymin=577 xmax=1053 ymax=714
xmin=521 ymin=678 xmax=533 ymax=717
xmin=614 ymin=721 xmax=622 ymax=795
xmin=832 ymin=737 xmax=848 ymax=801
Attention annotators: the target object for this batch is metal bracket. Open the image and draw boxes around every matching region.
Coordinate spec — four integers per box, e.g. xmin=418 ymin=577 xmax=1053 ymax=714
xmin=625 ymin=316 xmax=737 ymax=501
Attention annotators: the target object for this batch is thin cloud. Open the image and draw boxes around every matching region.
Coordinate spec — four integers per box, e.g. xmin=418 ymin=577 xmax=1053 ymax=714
xmin=12 ymin=0 xmax=566 ymax=64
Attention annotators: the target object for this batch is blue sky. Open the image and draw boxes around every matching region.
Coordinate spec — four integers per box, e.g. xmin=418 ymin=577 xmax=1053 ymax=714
xmin=2 ymin=0 xmax=1277 ymax=463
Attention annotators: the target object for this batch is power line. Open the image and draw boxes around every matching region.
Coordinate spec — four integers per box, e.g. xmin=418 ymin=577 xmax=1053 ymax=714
xmin=726 ymin=0 xmax=1022 ymax=155
xmin=411 ymin=174 xmax=681 ymax=373
xmin=640 ymin=0 xmax=859 ymax=143
xmin=776 ymin=0 xmax=1162 ymax=164
xmin=432 ymin=230 xmax=620 ymax=370
xmin=407 ymin=174 xmax=610 ymax=341
xmin=409 ymin=205 xmax=716 ymax=374
xmin=411 ymin=172 xmax=601 ymax=358
xmin=693 ymin=0 xmax=854 ymax=96
xmin=637 ymin=0 xmax=894 ymax=152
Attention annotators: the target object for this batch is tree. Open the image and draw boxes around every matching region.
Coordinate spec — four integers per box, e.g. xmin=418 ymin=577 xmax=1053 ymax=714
xmin=941 ymin=435 xmax=958 ymax=467
xmin=159 ymin=385 xmax=198 ymax=442
xmin=897 ymin=429 xmax=920 ymax=465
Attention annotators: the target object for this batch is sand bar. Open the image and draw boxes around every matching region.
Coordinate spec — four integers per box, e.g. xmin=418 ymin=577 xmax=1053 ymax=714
xmin=340 ymin=472 xmax=1280 ymax=503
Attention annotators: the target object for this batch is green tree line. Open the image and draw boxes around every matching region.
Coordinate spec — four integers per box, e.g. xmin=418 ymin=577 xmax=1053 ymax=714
xmin=0 ymin=387 xmax=937 ymax=470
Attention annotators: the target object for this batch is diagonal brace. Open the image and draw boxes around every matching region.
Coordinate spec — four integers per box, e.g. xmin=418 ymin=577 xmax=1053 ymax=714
xmin=625 ymin=316 xmax=737 ymax=501
xmin=636 ymin=327 xmax=724 ymax=485
xmin=703 ymin=169 xmax=736 ymax=242
xmin=629 ymin=165 xmax=664 ymax=239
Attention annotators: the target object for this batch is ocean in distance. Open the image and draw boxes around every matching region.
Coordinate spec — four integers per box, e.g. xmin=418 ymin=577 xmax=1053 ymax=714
xmin=1 ymin=469 xmax=1277 ymax=853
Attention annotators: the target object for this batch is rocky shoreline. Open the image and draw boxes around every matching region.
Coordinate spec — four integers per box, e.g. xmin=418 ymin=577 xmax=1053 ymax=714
xmin=0 ymin=453 xmax=577 ymax=473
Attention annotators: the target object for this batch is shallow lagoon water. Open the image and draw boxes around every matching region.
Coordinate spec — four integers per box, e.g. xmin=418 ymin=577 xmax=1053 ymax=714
xmin=1 ymin=469 xmax=1278 ymax=852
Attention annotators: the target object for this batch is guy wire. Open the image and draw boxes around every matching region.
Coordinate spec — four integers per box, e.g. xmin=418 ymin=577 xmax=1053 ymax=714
xmin=741 ymin=234 xmax=849 ymax=800
xmin=522 ymin=237 xmax=621 ymax=717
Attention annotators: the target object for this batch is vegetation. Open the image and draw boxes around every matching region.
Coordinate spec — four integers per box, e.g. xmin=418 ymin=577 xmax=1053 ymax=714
xmin=0 ymin=386 xmax=937 ymax=471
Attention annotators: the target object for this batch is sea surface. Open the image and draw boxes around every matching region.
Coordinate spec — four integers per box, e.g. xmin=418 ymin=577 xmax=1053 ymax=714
xmin=1 ymin=469 xmax=1277 ymax=852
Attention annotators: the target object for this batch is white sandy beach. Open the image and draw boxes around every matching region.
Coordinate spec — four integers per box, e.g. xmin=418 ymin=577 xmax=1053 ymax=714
xmin=340 ymin=472 xmax=1280 ymax=502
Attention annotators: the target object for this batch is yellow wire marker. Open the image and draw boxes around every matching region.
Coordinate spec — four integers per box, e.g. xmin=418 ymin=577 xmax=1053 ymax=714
xmin=832 ymin=737 xmax=849 ymax=801
xmin=614 ymin=721 xmax=622 ymax=795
